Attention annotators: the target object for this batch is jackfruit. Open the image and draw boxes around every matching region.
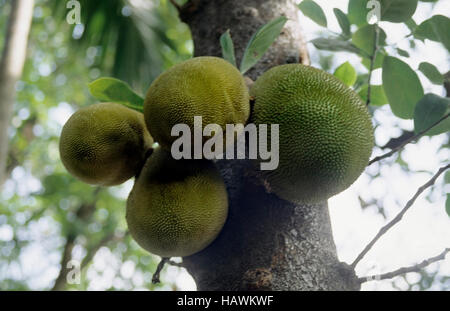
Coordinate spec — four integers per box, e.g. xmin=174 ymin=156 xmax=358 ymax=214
xmin=144 ymin=56 xmax=250 ymax=151
xmin=59 ymin=102 xmax=153 ymax=186
xmin=250 ymin=64 xmax=374 ymax=203
xmin=126 ymin=147 xmax=228 ymax=257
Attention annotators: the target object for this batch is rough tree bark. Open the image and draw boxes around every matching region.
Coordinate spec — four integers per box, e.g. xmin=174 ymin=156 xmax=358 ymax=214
xmin=179 ymin=0 xmax=360 ymax=291
xmin=0 ymin=0 xmax=35 ymax=185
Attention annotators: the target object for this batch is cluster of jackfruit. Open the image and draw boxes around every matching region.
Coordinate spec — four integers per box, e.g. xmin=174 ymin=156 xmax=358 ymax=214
xmin=59 ymin=56 xmax=374 ymax=257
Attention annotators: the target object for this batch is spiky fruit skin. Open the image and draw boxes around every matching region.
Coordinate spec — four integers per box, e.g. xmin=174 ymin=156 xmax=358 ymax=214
xmin=144 ymin=56 xmax=250 ymax=150
xmin=59 ymin=103 xmax=153 ymax=186
xmin=250 ymin=64 xmax=374 ymax=204
xmin=126 ymin=148 xmax=228 ymax=257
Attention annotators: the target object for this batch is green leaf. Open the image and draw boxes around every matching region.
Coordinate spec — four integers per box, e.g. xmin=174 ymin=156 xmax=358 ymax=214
xmin=334 ymin=8 xmax=351 ymax=37
xmin=298 ymin=0 xmax=327 ymax=27
xmin=349 ymin=0 xmax=418 ymax=25
xmin=404 ymin=18 xmax=418 ymax=32
xmin=334 ymin=62 xmax=357 ymax=87
xmin=413 ymin=94 xmax=450 ymax=136
xmin=445 ymin=171 xmax=450 ymax=184
xmin=446 ymin=194 xmax=450 ymax=218
xmin=311 ymin=37 xmax=361 ymax=54
xmin=418 ymin=62 xmax=444 ymax=85
xmin=220 ymin=30 xmax=237 ymax=67
xmin=396 ymin=48 xmax=410 ymax=57
xmin=318 ymin=54 xmax=334 ymax=72
xmin=88 ymin=77 xmax=144 ymax=112
xmin=380 ymin=0 xmax=418 ymax=23
xmin=348 ymin=0 xmax=368 ymax=26
xmin=382 ymin=56 xmax=424 ymax=119
xmin=414 ymin=15 xmax=450 ymax=51
xmin=240 ymin=16 xmax=288 ymax=74
xmin=362 ymin=49 xmax=385 ymax=70
xmin=352 ymin=24 xmax=386 ymax=56
xmin=358 ymin=85 xmax=388 ymax=106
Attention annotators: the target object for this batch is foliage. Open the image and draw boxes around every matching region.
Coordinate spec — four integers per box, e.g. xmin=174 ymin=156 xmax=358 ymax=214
xmin=334 ymin=61 xmax=357 ymax=86
xmin=302 ymin=0 xmax=449 ymax=135
xmin=0 ymin=0 xmax=449 ymax=291
xmin=239 ymin=16 xmax=288 ymax=74
xmin=0 ymin=0 xmax=191 ymax=290
xmin=296 ymin=0 xmax=449 ymax=290
xmin=88 ymin=78 xmax=144 ymax=112
xmin=220 ymin=30 xmax=237 ymax=67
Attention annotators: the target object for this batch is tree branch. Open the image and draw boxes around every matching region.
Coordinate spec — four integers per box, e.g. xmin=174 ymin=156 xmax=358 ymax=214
xmin=51 ymin=234 xmax=76 ymax=291
xmin=169 ymin=0 xmax=182 ymax=12
xmin=370 ymin=68 xmax=450 ymax=165
xmin=51 ymin=189 xmax=102 ymax=290
xmin=351 ymin=164 xmax=450 ymax=268
xmin=368 ymin=112 xmax=450 ymax=166
xmin=150 ymin=257 xmax=183 ymax=285
xmin=0 ymin=0 xmax=35 ymax=186
xmin=366 ymin=24 xmax=380 ymax=107
xmin=380 ymin=130 xmax=414 ymax=150
xmin=152 ymin=257 xmax=169 ymax=284
xmin=359 ymin=248 xmax=450 ymax=283
xmin=167 ymin=259 xmax=184 ymax=268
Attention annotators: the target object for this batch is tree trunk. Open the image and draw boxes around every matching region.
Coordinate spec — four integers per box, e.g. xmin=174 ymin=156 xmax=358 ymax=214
xmin=0 ymin=0 xmax=34 ymax=185
xmin=180 ymin=0 xmax=360 ymax=291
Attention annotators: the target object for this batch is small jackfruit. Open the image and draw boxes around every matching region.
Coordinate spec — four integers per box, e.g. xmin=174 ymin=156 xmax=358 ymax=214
xmin=250 ymin=64 xmax=374 ymax=204
xmin=126 ymin=148 xmax=228 ymax=257
xmin=144 ymin=56 xmax=250 ymax=150
xmin=59 ymin=102 xmax=153 ymax=186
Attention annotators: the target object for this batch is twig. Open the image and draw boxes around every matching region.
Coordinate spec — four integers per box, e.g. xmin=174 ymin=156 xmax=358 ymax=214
xmin=351 ymin=164 xmax=450 ymax=268
xmin=51 ymin=234 xmax=76 ymax=291
xmin=368 ymin=112 xmax=450 ymax=166
xmin=51 ymin=191 xmax=101 ymax=290
xmin=152 ymin=257 xmax=169 ymax=284
xmin=169 ymin=0 xmax=182 ymax=11
xmin=167 ymin=260 xmax=184 ymax=268
xmin=359 ymin=248 xmax=450 ymax=283
xmin=366 ymin=24 xmax=380 ymax=107
xmin=380 ymin=130 xmax=414 ymax=150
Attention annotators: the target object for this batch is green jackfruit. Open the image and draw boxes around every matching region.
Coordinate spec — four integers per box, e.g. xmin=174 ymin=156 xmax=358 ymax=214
xmin=144 ymin=56 xmax=250 ymax=150
xmin=250 ymin=64 xmax=374 ymax=203
xmin=59 ymin=103 xmax=153 ymax=186
xmin=126 ymin=148 xmax=228 ymax=257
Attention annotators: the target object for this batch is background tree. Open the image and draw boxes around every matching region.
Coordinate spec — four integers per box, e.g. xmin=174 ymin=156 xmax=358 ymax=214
xmin=0 ymin=0 xmax=448 ymax=290
xmin=0 ymin=0 xmax=34 ymax=185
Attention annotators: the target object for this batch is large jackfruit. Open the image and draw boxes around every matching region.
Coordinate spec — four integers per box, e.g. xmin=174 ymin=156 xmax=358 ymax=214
xmin=59 ymin=103 xmax=153 ymax=186
xmin=126 ymin=148 xmax=228 ymax=257
xmin=144 ymin=56 xmax=250 ymax=151
xmin=250 ymin=64 xmax=374 ymax=203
